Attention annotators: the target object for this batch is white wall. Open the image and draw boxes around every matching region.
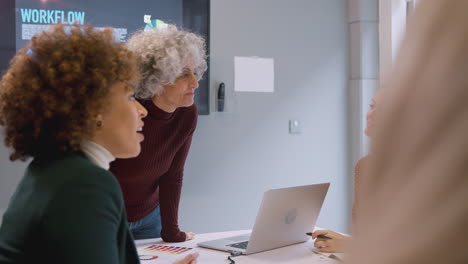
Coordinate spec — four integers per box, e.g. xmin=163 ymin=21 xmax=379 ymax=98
xmin=179 ymin=0 xmax=350 ymax=233
xmin=379 ymin=0 xmax=409 ymax=82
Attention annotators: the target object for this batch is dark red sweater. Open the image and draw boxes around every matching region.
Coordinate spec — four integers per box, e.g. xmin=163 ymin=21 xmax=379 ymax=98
xmin=110 ymin=100 xmax=197 ymax=242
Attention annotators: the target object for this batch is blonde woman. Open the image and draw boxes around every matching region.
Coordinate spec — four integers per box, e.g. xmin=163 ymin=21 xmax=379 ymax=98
xmin=312 ymin=94 xmax=379 ymax=253
xmin=348 ymin=1 xmax=468 ymax=263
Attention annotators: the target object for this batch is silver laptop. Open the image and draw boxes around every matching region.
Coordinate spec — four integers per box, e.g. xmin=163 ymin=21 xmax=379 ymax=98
xmin=198 ymin=183 xmax=330 ymax=255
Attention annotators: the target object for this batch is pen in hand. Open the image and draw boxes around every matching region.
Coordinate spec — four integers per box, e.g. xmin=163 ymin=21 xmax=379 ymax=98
xmin=306 ymin=232 xmax=332 ymax=239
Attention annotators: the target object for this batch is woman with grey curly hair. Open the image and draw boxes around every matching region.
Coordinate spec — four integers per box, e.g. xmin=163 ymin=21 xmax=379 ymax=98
xmin=110 ymin=25 xmax=207 ymax=242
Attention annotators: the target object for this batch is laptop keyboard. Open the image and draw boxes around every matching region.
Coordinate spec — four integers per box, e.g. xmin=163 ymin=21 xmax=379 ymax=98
xmin=227 ymin=241 xmax=249 ymax=249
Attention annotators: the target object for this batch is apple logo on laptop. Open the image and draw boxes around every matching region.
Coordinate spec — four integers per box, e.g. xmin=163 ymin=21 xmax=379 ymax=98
xmin=285 ymin=208 xmax=298 ymax=224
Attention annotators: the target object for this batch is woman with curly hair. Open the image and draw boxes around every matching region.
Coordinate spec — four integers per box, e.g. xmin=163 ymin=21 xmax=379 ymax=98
xmin=110 ymin=25 xmax=207 ymax=242
xmin=0 ymin=24 xmax=198 ymax=264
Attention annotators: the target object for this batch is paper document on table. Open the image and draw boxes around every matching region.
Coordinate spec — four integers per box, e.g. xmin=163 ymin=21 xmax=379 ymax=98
xmin=137 ymin=244 xmax=195 ymax=264
xmin=312 ymin=249 xmax=344 ymax=263
xmin=234 ymin=56 xmax=274 ymax=92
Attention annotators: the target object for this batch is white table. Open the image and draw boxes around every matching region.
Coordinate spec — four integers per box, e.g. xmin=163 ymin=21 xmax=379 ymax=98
xmin=135 ymin=230 xmax=340 ymax=264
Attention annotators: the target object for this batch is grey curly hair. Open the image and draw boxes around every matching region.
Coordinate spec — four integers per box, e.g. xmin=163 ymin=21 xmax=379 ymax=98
xmin=126 ymin=25 xmax=208 ymax=99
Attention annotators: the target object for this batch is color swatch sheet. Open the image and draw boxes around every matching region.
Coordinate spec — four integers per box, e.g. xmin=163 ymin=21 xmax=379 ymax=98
xmin=137 ymin=244 xmax=194 ymax=264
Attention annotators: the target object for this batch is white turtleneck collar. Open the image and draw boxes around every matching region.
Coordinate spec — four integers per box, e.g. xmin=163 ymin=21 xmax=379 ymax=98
xmin=80 ymin=141 xmax=115 ymax=170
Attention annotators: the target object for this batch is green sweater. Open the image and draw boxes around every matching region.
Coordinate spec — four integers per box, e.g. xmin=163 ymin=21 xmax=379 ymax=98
xmin=0 ymin=152 xmax=140 ymax=264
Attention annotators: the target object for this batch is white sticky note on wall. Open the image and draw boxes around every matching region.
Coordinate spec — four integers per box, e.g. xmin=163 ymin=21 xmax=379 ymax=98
xmin=234 ymin=56 xmax=274 ymax=92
